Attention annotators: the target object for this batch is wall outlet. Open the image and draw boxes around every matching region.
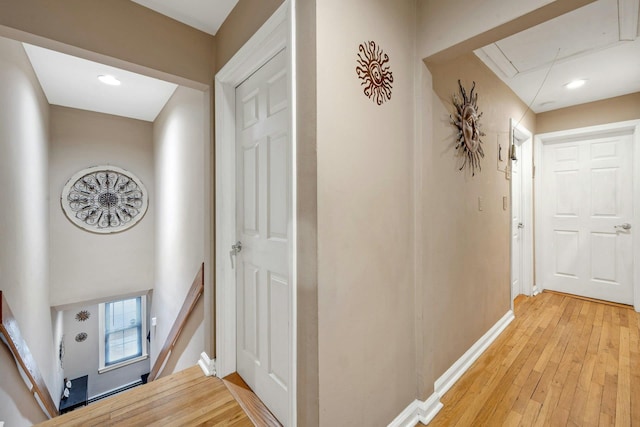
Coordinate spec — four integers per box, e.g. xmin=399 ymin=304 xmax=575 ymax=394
xmin=151 ymin=317 xmax=157 ymax=326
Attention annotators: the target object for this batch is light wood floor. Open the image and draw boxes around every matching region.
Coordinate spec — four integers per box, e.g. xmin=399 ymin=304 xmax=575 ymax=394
xmin=37 ymin=366 xmax=253 ymax=426
xmin=427 ymin=291 xmax=640 ymax=426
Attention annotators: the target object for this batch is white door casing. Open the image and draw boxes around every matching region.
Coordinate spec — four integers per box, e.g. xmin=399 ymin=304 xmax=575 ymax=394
xmin=215 ymin=2 xmax=297 ymax=425
xmin=511 ymin=140 xmax=523 ymax=300
xmin=235 ymin=48 xmax=290 ymax=425
xmin=510 ymin=120 xmax=534 ymax=307
xmin=535 ymin=120 xmax=640 ymax=309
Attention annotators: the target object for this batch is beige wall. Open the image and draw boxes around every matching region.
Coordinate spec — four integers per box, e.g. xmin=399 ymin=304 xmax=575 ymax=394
xmin=49 ymin=107 xmax=155 ymax=307
xmin=0 ymin=0 xmax=215 ymax=86
xmin=316 ymin=0 xmax=417 ymax=424
xmin=152 ymin=86 xmax=206 ymax=376
xmin=0 ymin=36 xmax=62 ymax=425
xmin=536 ymin=92 xmax=640 ymax=134
xmin=214 ymin=0 xmax=285 ymax=72
xmin=294 ymin=0 xmax=319 ymax=424
xmin=420 ymin=53 xmax=535 ymax=390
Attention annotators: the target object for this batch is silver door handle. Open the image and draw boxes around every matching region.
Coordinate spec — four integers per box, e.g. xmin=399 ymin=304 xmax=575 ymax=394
xmin=614 ymin=223 xmax=632 ymax=231
xmin=229 ymin=241 xmax=242 ymax=268
xmin=517 ymin=223 xmax=524 ymax=229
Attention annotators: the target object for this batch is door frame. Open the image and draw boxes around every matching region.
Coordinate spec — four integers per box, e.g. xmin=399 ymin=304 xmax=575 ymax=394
xmin=534 ymin=119 xmax=640 ymax=312
xmin=214 ymin=1 xmax=297 ymax=423
xmin=510 ymin=119 xmax=534 ymax=308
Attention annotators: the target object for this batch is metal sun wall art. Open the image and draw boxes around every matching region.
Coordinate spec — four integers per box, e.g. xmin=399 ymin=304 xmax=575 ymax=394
xmin=75 ymin=310 xmax=90 ymax=322
xmin=61 ymin=165 xmax=148 ymax=234
xmin=356 ymin=41 xmax=394 ymax=105
xmin=451 ymin=80 xmax=486 ymax=176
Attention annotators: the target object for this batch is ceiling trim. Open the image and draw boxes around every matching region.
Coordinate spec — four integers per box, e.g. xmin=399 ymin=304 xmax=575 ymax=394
xmin=618 ymin=0 xmax=639 ymax=40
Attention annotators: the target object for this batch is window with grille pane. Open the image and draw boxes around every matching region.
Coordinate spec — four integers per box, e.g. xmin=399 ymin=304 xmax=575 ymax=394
xmin=98 ymin=295 xmax=147 ymax=372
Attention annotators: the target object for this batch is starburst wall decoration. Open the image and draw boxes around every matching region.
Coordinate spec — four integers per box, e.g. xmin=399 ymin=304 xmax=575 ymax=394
xmin=356 ymin=41 xmax=394 ymax=105
xmin=75 ymin=310 xmax=90 ymax=322
xmin=451 ymin=80 xmax=486 ymax=176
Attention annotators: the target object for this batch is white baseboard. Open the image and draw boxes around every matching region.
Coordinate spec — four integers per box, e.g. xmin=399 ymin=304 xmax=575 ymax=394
xmin=388 ymin=394 xmax=443 ymax=427
xmin=390 ymin=309 xmax=515 ymax=426
xmin=198 ymin=352 xmax=216 ymax=376
xmin=434 ymin=310 xmax=514 ymax=397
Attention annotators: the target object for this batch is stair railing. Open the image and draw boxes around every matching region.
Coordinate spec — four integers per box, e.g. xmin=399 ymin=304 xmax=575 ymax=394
xmin=0 ymin=290 xmax=59 ymax=418
xmin=148 ymin=263 xmax=205 ymax=381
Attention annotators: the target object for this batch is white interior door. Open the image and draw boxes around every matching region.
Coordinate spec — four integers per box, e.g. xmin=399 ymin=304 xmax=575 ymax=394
xmin=511 ymin=141 xmax=523 ymax=300
xmin=540 ymin=133 xmax=634 ymax=304
xmin=235 ymin=48 xmax=290 ymax=425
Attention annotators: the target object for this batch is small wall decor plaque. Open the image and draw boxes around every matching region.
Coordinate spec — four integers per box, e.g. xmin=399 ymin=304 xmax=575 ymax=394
xmin=75 ymin=310 xmax=90 ymax=322
xmin=59 ymin=336 xmax=65 ymax=366
xmin=356 ymin=41 xmax=393 ymax=105
xmin=451 ymin=80 xmax=485 ymax=176
xmin=61 ymin=165 xmax=148 ymax=234
xmin=75 ymin=332 xmax=88 ymax=343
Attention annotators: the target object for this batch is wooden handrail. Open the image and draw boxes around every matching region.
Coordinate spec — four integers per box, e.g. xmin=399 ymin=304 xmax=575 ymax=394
xmin=0 ymin=291 xmax=59 ymax=418
xmin=148 ymin=263 xmax=204 ymax=381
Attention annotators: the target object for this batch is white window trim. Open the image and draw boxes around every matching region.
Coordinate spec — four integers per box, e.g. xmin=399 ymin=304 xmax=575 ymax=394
xmin=98 ymin=296 xmax=148 ymax=374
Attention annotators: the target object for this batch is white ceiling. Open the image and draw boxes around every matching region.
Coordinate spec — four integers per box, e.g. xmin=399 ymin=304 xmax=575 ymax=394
xmin=23 ymin=43 xmax=178 ymax=122
xmin=130 ymin=0 xmax=239 ymax=35
xmin=21 ymin=1 xmax=239 ymax=121
xmin=475 ymin=0 xmax=640 ymax=113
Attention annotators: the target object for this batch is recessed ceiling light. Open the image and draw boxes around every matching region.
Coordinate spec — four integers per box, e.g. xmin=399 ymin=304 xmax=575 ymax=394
xmin=564 ymin=79 xmax=586 ymax=90
xmin=98 ymin=75 xmax=121 ymax=86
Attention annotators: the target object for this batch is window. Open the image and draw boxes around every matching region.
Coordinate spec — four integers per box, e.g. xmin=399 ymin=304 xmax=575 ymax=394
xmin=98 ymin=296 xmax=147 ymax=373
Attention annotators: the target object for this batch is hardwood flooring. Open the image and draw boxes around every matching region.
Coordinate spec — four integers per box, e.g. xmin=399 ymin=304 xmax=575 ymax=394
xmin=37 ymin=366 xmax=253 ymax=426
xmin=223 ymin=372 xmax=282 ymax=426
xmin=427 ymin=291 xmax=640 ymax=426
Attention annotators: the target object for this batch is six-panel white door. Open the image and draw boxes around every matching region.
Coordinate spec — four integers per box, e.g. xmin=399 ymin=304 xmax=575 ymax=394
xmin=540 ymin=134 xmax=634 ymax=304
xmin=235 ymin=48 xmax=290 ymax=425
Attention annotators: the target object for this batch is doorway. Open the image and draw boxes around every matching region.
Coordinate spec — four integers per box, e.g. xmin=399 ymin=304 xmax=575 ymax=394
xmin=510 ymin=119 xmax=534 ymax=307
xmin=535 ymin=120 xmax=640 ymax=310
xmin=214 ymin=2 xmax=295 ymax=426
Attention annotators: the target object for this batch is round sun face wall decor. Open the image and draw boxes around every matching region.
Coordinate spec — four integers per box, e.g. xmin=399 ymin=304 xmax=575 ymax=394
xmin=451 ymin=80 xmax=486 ymax=176
xmin=356 ymin=41 xmax=394 ymax=105
xmin=61 ymin=165 xmax=148 ymax=234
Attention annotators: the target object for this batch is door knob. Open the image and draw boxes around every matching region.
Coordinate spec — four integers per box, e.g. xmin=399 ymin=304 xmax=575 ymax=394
xmin=229 ymin=241 xmax=242 ymax=268
xmin=614 ymin=223 xmax=632 ymax=231
xmin=231 ymin=241 xmax=243 ymax=254
xmin=517 ymin=223 xmax=524 ymax=229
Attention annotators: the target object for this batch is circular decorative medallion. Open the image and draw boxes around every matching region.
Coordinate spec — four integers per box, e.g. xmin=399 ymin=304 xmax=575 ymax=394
xmin=356 ymin=41 xmax=394 ymax=105
xmin=75 ymin=310 xmax=90 ymax=322
xmin=75 ymin=332 xmax=88 ymax=343
xmin=61 ymin=165 xmax=148 ymax=234
xmin=451 ymin=80 xmax=486 ymax=176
